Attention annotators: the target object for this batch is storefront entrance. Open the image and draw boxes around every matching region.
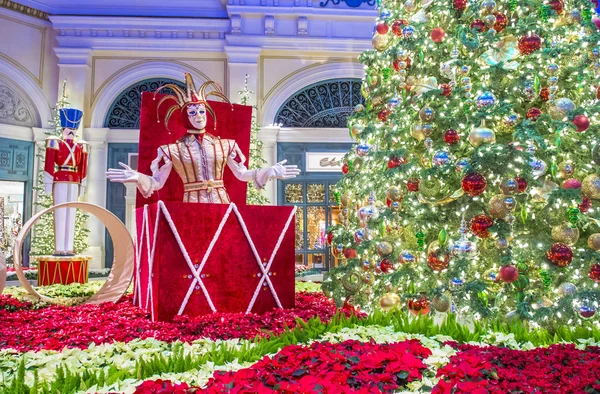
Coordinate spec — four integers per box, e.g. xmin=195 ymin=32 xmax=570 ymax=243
xmin=0 ymin=137 xmax=34 ymax=266
xmin=277 ymin=142 xmax=351 ymax=272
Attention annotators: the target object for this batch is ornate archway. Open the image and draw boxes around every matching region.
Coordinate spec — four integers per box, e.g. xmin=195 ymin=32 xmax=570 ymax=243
xmin=274 ymin=78 xmax=363 ymax=128
xmin=103 ymin=78 xmax=185 ymax=129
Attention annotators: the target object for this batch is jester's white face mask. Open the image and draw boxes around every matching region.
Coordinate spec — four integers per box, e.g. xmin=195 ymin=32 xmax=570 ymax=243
xmin=62 ymin=128 xmax=77 ymax=140
xmin=186 ymin=104 xmax=208 ymax=132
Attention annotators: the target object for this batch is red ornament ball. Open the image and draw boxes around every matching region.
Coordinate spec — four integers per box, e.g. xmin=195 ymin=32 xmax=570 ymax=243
xmin=376 ymin=22 xmax=389 ymax=35
xmin=539 ymin=87 xmax=549 ymax=101
xmin=493 ymin=12 xmax=508 ymax=32
xmin=589 ymin=263 xmax=600 ymax=282
xmin=518 ymin=34 xmax=542 ymax=55
xmin=408 ymin=296 xmax=430 ymax=315
xmin=515 ymin=177 xmax=528 ymax=193
xmin=563 ymin=178 xmax=582 ymax=189
xmin=407 ymin=178 xmax=420 ymax=192
xmin=392 ymin=20 xmax=409 ymax=36
xmin=462 ymin=172 xmax=487 ymax=196
xmin=378 ymin=109 xmax=390 ymax=122
xmin=393 ymin=57 xmax=412 ymax=72
xmin=453 ymin=0 xmax=468 ymax=11
xmin=427 ymin=250 xmax=450 ymax=271
xmin=526 ymin=108 xmax=543 ymax=120
xmin=439 ymin=84 xmax=452 ymax=98
xmin=431 ymin=27 xmax=446 ymax=43
xmin=343 ymin=248 xmax=358 ymax=259
xmin=547 ymin=243 xmax=573 ymax=267
xmin=444 ymin=129 xmax=460 ymax=145
xmin=573 ymin=114 xmax=590 ymax=132
xmin=470 ymin=214 xmax=494 ymax=238
xmin=579 ymin=196 xmax=592 ymax=213
xmin=326 ymin=232 xmax=334 ymax=246
xmin=499 ymin=265 xmax=519 ymax=283
xmin=380 ymin=259 xmax=395 ymax=273
xmin=341 ymin=162 xmax=349 ymax=174
xmin=470 ymin=19 xmax=486 ymax=32
xmin=548 ymin=0 xmax=563 ymax=14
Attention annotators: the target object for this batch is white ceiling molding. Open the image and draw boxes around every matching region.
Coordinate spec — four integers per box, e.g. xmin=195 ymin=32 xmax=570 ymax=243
xmin=13 ymin=0 xmax=228 ymax=18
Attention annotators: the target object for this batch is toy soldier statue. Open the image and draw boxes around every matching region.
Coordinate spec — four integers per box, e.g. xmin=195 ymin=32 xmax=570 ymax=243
xmin=44 ymin=108 xmax=89 ymax=255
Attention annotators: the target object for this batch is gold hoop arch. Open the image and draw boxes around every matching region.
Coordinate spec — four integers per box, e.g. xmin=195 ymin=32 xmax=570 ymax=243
xmin=13 ymin=202 xmax=134 ymax=304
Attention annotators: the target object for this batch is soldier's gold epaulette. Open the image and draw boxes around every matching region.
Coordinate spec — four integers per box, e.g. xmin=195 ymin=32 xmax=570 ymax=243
xmin=46 ymin=136 xmax=60 ymax=149
xmin=77 ymin=140 xmax=90 ymax=153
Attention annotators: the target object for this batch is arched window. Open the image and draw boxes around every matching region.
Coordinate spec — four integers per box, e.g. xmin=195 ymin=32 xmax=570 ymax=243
xmin=103 ymin=78 xmax=185 ymax=129
xmin=274 ymin=79 xmax=364 ymax=128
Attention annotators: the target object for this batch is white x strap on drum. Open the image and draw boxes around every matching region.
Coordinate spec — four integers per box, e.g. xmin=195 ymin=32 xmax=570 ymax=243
xmin=233 ymin=204 xmax=296 ymax=314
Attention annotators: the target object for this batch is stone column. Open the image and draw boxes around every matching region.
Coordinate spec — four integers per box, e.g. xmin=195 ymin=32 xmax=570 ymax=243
xmin=54 ymin=48 xmax=92 ymax=124
xmin=31 ymin=128 xmax=51 ymax=214
xmin=82 ymin=128 xmax=109 ymax=269
xmin=257 ymin=126 xmax=280 ymax=205
xmin=224 ymin=46 xmax=261 ymax=104
xmin=124 ymin=183 xmax=137 ymax=239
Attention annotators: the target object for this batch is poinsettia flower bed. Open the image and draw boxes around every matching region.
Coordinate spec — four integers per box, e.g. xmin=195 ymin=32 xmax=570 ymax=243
xmin=0 ymin=292 xmax=356 ymax=352
xmin=434 ymin=343 xmax=600 ymax=394
xmin=205 ymin=339 xmax=432 ymax=393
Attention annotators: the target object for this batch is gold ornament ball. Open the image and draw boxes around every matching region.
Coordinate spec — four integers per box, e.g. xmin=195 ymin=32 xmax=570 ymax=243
xmin=380 ymin=293 xmax=401 ymax=311
xmin=551 ymin=223 xmax=580 ymax=246
xmin=372 ymin=33 xmax=391 ymax=51
xmin=340 ymin=193 xmax=351 ymax=207
xmin=469 ymin=125 xmax=496 ymax=147
xmin=419 ymin=107 xmax=436 ymax=122
xmin=549 ymin=98 xmax=576 ymax=120
xmin=582 ymin=174 xmax=600 ymax=199
xmin=489 ymin=194 xmax=510 ymax=218
xmin=558 ymin=161 xmax=575 ymax=178
xmin=372 ymin=95 xmax=383 ymax=107
xmin=386 ymin=186 xmax=402 ymax=201
xmin=588 ymin=233 xmax=600 ymax=251
xmin=432 ymin=294 xmax=451 ymax=312
xmin=411 ymin=123 xmax=426 ymax=141
xmin=351 ymin=123 xmax=364 ymax=138
xmin=377 ymin=241 xmax=394 ymax=256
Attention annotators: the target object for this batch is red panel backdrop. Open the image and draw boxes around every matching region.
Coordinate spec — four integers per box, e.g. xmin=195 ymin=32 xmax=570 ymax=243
xmin=136 ymin=92 xmax=252 ymax=208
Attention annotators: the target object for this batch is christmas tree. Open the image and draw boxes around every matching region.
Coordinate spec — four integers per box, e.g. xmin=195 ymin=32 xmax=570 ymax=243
xmin=30 ymin=81 xmax=89 ymax=257
xmin=239 ymin=74 xmax=270 ymax=206
xmin=323 ymin=0 xmax=600 ymax=325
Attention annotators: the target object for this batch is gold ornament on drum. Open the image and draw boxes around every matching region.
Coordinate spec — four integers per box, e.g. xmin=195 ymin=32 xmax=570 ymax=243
xmin=558 ymin=161 xmax=575 ymax=178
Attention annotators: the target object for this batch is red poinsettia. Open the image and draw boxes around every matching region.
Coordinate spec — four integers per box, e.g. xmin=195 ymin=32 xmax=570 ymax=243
xmin=434 ymin=344 xmax=600 ymax=393
xmin=203 ymin=339 xmax=432 ymax=393
xmin=0 ymin=292 xmax=362 ymax=352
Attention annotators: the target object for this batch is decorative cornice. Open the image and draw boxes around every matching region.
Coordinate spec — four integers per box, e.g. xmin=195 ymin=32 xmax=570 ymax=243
xmin=50 ymin=15 xmax=230 ymax=52
xmin=0 ymin=0 xmax=49 ymax=21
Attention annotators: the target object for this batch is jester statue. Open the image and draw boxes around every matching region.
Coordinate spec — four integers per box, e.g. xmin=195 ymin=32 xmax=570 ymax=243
xmin=106 ymin=74 xmax=299 ymax=202
xmin=44 ymin=108 xmax=89 ymax=256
